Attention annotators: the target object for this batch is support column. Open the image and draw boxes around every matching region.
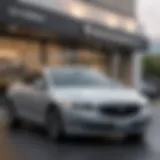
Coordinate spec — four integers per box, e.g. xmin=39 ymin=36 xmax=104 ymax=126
xmin=133 ymin=54 xmax=143 ymax=89
xmin=40 ymin=40 xmax=47 ymax=67
xmin=107 ymin=52 xmax=120 ymax=80
xmin=119 ymin=52 xmax=134 ymax=86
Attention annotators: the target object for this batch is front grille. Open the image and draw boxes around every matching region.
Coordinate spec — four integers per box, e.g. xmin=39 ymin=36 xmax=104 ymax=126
xmin=100 ymin=104 xmax=140 ymax=117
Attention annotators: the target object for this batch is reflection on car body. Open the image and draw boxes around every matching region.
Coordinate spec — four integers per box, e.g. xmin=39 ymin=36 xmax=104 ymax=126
xmin=7 ymin=67 xmax=151 ymax=141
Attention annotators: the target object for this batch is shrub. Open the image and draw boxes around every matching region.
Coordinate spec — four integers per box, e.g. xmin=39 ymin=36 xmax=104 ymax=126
xmin=143 ymin=55 xmax=160 ymax=78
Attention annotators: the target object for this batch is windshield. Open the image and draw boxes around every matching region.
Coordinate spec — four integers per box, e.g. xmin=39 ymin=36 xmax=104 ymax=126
xmin=50 ymin=69 xmax=122 ymax=87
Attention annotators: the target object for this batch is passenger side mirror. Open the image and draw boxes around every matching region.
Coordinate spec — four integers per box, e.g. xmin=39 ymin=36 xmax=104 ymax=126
xmin=32 ymin=79 xmax=46 ymax=91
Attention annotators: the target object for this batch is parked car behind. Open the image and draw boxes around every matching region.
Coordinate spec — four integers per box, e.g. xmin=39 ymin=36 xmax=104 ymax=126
xmin=7 ymin=67 xmax=151 ymax=141
xmin=141 ymin=81 xmax=159 ymax=100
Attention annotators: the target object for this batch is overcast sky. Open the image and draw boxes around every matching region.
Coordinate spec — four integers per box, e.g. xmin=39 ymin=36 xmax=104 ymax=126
xmin=138 ymin=0 xmax=160 ymax=39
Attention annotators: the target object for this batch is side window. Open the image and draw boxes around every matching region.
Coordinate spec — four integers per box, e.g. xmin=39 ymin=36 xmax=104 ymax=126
xmin=23 ymin=71 xmax=47 ymax=90
xmin=33 ymin=78 xmax=47 ymax=90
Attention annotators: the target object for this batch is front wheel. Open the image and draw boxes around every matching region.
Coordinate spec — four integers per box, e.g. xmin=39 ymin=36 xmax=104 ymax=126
xmin=126 ymin=133 xmax=145 ymax=142
xmin=46 ymin=108 xmax=65 ymax=141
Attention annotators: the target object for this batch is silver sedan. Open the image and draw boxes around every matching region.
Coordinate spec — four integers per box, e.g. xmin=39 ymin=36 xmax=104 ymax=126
xmin=6 ymin=67 xmax=151 ymax=141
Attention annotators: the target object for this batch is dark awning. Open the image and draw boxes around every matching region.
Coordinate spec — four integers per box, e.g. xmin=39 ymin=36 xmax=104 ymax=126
xmin=0 ymin=0 xmax=148 ymax=51
xmin=82 ymin=22 xmax=148 ymax=51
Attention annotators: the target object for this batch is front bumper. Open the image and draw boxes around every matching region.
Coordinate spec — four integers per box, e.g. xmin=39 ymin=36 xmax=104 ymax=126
xmin=61 ymin=108 xmax=152 ymax=136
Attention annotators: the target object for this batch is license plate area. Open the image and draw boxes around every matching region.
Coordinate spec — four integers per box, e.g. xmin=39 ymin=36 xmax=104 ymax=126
xmin=113 ymin=120 xmax=129 ymax=129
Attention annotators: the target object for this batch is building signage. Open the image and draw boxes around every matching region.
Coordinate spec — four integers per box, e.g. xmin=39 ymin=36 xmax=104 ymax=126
xmin=8 ymin=6 xmax=46 ymax=23
xmin=0 ymin=0 xmax=82 ymax=40
xmin=83 ymin=24 xmax=142 ymax=47
xmin=0 ymin=0 xmax=147 ymax=50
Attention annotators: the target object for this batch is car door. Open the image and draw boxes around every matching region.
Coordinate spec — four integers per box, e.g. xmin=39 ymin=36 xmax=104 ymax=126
xmin=8 ymin=81 xmax=29 ymax=117
xmin=11 ymin=72 xmax=43 ymax=122
xmin=25 ymin=76 xmax=50 ymax=123
xmin=10 ymin=71 xmax=50 ymax=123
xmin=13 ymin=81 xmax=38 ymax=121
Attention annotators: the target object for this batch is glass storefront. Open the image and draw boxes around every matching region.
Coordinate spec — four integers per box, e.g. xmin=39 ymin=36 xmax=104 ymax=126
xmin=0 ymin=36 xmax=112 ymax=76
xmin=46 ymin=43 xmax=109 ymax=73
xmin=0 ymin=36 xmax=133 ymax=85
xmin=0 ymin=37 xmax=42 ymax=70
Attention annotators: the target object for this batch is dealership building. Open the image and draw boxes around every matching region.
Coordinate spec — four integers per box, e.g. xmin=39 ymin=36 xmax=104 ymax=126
xmin=0 ymin=0 xmax=147 ymax=86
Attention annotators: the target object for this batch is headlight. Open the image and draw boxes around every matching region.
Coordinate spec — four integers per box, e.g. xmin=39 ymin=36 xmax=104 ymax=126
xmin=60 ymin=101 xmax=94 ymax=110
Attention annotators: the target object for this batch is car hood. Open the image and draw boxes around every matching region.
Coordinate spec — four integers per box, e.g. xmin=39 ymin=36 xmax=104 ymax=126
xmin=51 ymin=87 xmax=147 ymax=105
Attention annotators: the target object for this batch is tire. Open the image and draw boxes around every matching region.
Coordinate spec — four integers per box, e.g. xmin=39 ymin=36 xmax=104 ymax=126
xmin=126 ymin=133 xmax=144 ymax=142
xmin=6 ymin=100 xmax=21 ymax=129
xmin=0 ymin=86 xmax=7 ymax=99
xmin=46 ymin=107 xmax=65 ymax=141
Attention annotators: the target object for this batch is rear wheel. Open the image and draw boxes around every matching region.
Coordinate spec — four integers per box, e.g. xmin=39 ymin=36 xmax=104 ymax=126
xmin=0 ymin=86 xmax=7 ymax=97
xmin=46 ymin=108 xmax=65 ymax=141
xmin=6 ymin=100 xmax=21 ymax=129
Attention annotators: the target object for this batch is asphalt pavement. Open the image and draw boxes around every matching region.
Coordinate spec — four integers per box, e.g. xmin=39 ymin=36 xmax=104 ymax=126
xmin=0 ymin=102 xmax=160 ymax=160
